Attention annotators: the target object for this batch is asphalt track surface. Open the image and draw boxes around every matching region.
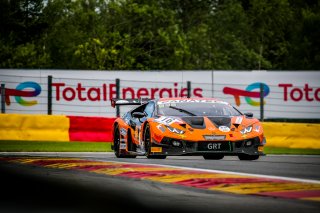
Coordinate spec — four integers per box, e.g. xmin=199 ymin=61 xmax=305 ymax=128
xmin=0 ymin=152 xmax=319 ymax=213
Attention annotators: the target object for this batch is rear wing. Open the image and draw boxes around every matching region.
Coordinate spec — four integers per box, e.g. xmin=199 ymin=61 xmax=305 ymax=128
xmin=111 ymin=98 xmax=151 ymax=108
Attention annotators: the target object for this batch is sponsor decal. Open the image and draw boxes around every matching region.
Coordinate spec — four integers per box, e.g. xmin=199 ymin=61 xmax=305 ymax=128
xmin=156 ymin=124 xmax=166 ymax=133
xmin=120 ymin=143 xmax=127 ymax=149
xmin=207 ymin=143 xmax=222 ymax=150
xmin=116 ymin=100 xmax=129 ymax=104
xmin=219 ymin=126 xmax=230 ymax=132
xmin=124 ymin=117 xmax=130 ymax=124
xmin=223 ymin=82 xmax=270 ymax=106
xmin=203 ymin=135 xmax=226 ymax=141
xmin=158 ymin=99 xmax=228 ymax=105
xmin=120 ymin=128 xmax=127 ymax=136
xmin=151 ymin=147 xmax=162 ymax=153
xmin=234 ymin=116 xmax=243 ymax=124
xmin=0 ymin=81 xmax=41 ymax=106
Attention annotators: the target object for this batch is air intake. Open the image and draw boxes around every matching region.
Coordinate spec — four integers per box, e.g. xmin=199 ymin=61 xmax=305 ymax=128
xmin=207 ymin=117 xmax=231 ymax=128
xmin=181 ymin=117 xmax=206 ymax=129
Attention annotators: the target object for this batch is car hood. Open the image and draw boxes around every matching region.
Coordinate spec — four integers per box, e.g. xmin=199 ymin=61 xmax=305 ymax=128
xmin=153 ymin=115 xmax=259 ymax=131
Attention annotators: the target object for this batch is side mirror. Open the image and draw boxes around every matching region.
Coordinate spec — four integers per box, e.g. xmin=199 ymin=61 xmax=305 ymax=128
xmin=132 ymin=112 xmax=146 ymax=119
xmin=244 ymin=112 xmax=253 ymax=118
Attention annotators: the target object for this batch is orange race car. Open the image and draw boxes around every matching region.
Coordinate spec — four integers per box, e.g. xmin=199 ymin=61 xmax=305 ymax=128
xmin=111 ymin=97 xmax=266 ymax=160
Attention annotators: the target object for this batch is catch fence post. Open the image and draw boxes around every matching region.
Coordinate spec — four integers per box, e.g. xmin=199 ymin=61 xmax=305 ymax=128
xmin=260 ymin=83 xmax=264 ymax=122
xmin=116 ymin=78 xmax=120 ymax=117
xmin=187 ymin=81 xmax=191 ymax=98
xmin=1 ymin=84 xmax=5 ymax=113
xmin=48 ymin=75 xmax=52 ymax=115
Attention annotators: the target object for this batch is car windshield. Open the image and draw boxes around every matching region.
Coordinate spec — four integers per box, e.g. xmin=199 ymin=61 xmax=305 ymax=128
xmin=157 ymin=101 xmax=241 ymax=117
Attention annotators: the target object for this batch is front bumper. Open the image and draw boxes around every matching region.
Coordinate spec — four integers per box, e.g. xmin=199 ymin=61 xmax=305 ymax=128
xmin=151 ymin=136 xmax=266 ymax=156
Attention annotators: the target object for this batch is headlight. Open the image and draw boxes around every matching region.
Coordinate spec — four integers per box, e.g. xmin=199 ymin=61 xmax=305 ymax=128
xmin=166 ymin=126 xmax=185 ymax=134
xmin=240 ymin=126 xmax=252 ymax=135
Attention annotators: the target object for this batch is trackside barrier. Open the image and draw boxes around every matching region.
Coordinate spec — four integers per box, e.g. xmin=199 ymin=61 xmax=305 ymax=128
xmin=263 ymin=122 xmax=320 ymax=149
xmin=0 ymin=114 xmax=69 ymax=141
xmin=68 ymin=116 xmax=115 ymax=142
xmin=0 ymin=114 xmax=319 ymax=149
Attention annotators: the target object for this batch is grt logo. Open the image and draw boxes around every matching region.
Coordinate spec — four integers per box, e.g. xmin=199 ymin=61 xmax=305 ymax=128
xmin=223 ymin=82 xmax=270 ymax=106
xmin=1 ymin=82 xmax=41 ymax=106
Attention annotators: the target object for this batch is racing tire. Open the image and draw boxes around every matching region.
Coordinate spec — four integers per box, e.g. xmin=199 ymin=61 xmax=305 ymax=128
xmin=144 ymin=123 xmax=167 ymax=159
xmin=238 ymin=154 xmax=259 ymax=160
xmin=113 ymin=126 xmax=136 ymax=158
xmin=203 ymin=153 xmax=224 ymax=160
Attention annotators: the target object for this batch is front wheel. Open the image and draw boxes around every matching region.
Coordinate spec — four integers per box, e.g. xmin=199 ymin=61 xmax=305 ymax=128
xmin=113 ymin=126 xmax=136 ymax=158
xmin=144 ymin=123 xmax=167 ymax=159
xmin=203 ymin=153 xmax=224 ymax=160
xmin=238 ymin=154 xmax=259 ymax=160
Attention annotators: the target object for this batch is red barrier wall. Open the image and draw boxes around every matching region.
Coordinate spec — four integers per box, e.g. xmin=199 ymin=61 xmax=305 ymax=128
xmin=68 ymin=116 xmax=116 ymax=142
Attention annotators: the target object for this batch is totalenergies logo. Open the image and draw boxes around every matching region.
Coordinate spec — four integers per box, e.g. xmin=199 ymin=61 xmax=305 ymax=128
xmin=1 ymin=82 xmax=41 ymax=106
xmin=223 ymin=82 xmax=270 ymax=106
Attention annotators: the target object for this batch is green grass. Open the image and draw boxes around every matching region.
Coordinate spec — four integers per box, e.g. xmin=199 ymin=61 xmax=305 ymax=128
xmin=0 ymin=140 xmax=112 ymax=152
xmin=264 ymin=147 xmax=320 ymax=155
xmin=0 ymin=141 xmax=319 ymax=155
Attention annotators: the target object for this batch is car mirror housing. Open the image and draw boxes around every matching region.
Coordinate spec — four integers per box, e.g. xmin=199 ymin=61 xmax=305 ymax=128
xmin=244 ymin=112 xmax=253 ymax=118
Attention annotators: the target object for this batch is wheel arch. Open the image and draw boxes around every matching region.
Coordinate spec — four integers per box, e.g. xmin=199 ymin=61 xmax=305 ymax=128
xmin=113 ymin=122 xmax=119 ymax=138
xmin=141 ymin=121 xmax=150 ymax=142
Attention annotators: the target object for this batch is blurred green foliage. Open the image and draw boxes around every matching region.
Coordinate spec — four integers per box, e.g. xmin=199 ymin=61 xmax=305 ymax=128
xmin=0 ymin=0 xmax=319 ymax=70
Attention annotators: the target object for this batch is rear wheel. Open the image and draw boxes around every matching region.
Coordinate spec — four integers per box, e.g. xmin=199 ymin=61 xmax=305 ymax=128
xmin=203 ymin=153 xmax=224 ymax=160
xmin=238 ymin=154 xmax=259 ymax=160
xmin=113 ymin=126 xmax=123 ymax=158
xmin=144 ymin=123 xmax=166 ymax=159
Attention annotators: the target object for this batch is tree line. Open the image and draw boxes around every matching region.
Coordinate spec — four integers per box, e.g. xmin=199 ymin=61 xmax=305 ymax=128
xmin=0 ymin=0 xmax=319 ymax=70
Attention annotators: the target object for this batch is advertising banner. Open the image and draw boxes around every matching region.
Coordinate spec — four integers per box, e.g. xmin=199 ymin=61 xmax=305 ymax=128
xmin=0 ymin=70 xmax=319 ymax=119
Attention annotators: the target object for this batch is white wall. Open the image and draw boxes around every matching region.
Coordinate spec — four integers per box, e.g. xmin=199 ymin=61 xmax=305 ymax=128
xmin=0 ymin=70 xmax=319 ymax=119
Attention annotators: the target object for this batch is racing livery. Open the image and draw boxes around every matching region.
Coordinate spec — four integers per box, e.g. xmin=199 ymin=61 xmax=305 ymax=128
xmin=111 ymin=97 xmax=266 ymax=160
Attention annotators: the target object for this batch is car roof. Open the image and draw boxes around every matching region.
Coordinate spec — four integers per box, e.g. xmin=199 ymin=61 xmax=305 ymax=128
xmin=158 ymin=97 xmax=221 ymax=102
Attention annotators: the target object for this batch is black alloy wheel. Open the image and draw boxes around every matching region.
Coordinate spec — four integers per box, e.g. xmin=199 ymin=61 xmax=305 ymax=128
xmin=144 ymin=123 xmax=166 ymax=159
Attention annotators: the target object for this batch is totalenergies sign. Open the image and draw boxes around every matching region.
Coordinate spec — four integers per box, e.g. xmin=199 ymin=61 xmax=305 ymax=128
xmin=223 ymin=82 xmax=270 ymax=106
xmin=1 ymin=81 xmax=41 ymax=106
xmin=51 ymin=82 xmax=202 ymax=102
xmin=0 ymin=70 xmax=319 ymax=118
xmin=1 ymin=81 xmax=202 ymax=106
xmin=223 ymin=82 xmax=320 ymax=106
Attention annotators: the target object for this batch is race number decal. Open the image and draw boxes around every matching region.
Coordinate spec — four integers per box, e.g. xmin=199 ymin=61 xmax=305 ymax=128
xmin=155 ymin=116 xmax=181 ymax=125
